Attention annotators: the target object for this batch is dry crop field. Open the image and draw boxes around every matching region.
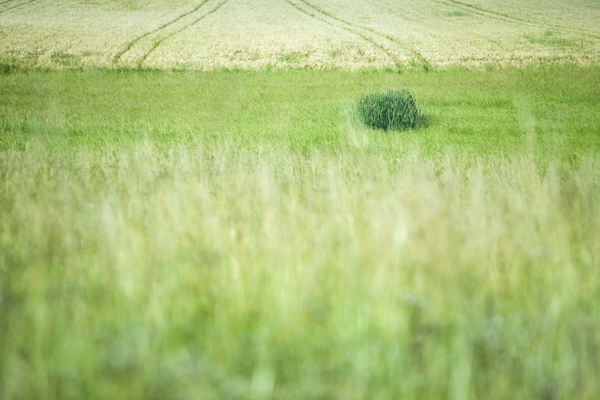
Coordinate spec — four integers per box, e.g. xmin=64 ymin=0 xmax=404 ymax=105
xmin=1 ymin=0 xmax=599 ymax=70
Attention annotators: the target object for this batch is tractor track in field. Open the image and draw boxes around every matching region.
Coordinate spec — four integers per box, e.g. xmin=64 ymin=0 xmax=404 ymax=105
xmin=280 ymin=0 xmax=402 ymax=68
xmin=368 ymin=0 xmax=453 ymax=51
xmin=140 ymin=0 xmax=228 ymax=63
xmin=296 ymin=0 xmax=432 ymax=68
xmin=113 ymin=0 xmax=213 ymax=63
xmin=281 ymin=0 xmax=430 ymax=70
xmin=430 ymin=0 xmax=600 ymax=40
xmin=370 ymin=0 xmax=510 ymax=46
xmin=0 ymin=0 xmax=35 ymax=15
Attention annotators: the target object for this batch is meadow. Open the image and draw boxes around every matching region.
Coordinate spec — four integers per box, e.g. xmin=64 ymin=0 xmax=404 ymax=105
xmin=1 ymin=67 xmax=599 ymax=399
xmin=1 ymin=0 xmax=600 ymax=399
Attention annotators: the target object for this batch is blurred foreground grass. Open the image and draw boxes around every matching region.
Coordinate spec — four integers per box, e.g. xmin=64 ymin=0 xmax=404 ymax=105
xmin=1 ymin=67 xmax=599 ymax=399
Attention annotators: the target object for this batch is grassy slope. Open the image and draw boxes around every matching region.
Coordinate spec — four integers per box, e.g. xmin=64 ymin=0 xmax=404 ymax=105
xmin=2 ymin=67 xmax=599 ymax=157
xmin=0 ymin=67 xmax=599 ymax=400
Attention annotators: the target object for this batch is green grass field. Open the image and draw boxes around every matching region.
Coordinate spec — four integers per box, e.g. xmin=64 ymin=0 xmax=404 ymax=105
xmin=1 ymin=67 xmax=600 ymax=399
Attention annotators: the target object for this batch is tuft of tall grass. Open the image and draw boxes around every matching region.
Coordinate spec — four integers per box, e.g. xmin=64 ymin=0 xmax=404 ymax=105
xmin=354 ymin=90 xmax=425 ymax=131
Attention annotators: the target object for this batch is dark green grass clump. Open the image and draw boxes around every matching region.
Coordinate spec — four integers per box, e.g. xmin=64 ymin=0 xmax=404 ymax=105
xmin=356 ymin=89 xmax=425 ymax=131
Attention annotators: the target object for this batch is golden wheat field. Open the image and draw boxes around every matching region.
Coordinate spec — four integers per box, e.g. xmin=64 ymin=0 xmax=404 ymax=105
xmin=1 ymin=0 xmax=599 ymax=70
